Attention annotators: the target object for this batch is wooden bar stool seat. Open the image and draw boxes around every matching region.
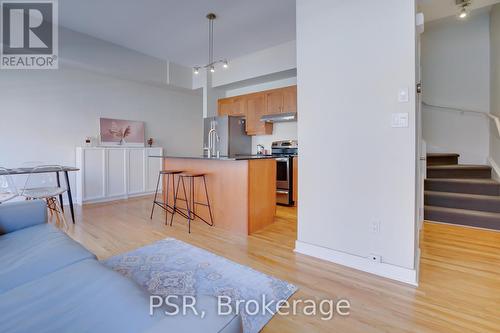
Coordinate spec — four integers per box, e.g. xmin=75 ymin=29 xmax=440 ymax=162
xmin=150 ymin=170 xmax=183 ymax=224
xmin=160 ymin=170 xmax=183 ymax=175
xmin=170 ymin=172 xmax=214 ymax=233
xmin=178 ymin=172 xmax=206 ymax=177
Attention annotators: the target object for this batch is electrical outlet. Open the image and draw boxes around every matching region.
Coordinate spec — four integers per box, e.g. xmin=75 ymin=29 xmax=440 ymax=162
xmin=391 ymin=113 xmax=409 ymax=128
xmin=369 ymin=254 xmax=382 ymax=263
xmin=371 ymin=220 xmax=381 ymax=233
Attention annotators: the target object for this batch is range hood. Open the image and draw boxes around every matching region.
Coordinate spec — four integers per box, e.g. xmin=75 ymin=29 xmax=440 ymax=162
xmin=260 ymin=112 xmax=297 ymax=123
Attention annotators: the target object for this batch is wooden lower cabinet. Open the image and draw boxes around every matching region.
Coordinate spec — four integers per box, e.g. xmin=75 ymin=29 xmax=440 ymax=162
xmin=162 ymin=158 xmax=276 ymax=235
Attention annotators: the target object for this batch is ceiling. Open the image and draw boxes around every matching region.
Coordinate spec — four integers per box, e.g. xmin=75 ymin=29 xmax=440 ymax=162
xmin=419 ymin=0 xmax=500 ymax=22
xmin=59 ymin=0 xmax=296 ymax=67
xmin=59 ymin=1 xmax=500 ymax=66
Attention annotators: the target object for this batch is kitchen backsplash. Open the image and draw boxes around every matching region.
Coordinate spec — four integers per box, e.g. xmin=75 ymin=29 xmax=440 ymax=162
xmin=251 ymin=122 xmax=298 ymax=154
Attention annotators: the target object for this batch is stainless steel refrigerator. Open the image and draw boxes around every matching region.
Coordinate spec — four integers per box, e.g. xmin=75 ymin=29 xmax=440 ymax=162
xmin=203 ymin=116 xmax=252 ymax=156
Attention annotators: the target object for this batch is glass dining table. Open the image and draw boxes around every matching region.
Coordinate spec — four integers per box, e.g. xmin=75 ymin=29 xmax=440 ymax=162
xmin=0 ymin=166 xmax=79 ymax=224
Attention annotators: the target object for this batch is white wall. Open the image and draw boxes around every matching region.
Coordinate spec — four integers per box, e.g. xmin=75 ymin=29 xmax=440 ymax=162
xmin=204 ymin=74 xmax=226 ymax=118
xmin=60 ymin=27 xmax=194 ymax=90
xmin=0 ymin=29 xmax=203 ymax=197
xmin=422 ymin=11 xmax=491 ymax=164
xmin=490 ymin=4 xmax=500 ymax=177
xmin=225 ymin=77 xmax=298 ymax=153
xmin=210 ymin=41 xmax=296 ymax=88
xmin=225 ymin=77 xmax=297 ymax=97
xmin=296 ymin=0 xmax=418 ymax=284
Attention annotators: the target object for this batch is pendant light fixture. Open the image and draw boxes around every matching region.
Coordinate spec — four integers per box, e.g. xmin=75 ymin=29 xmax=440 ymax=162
xmin=456 ymin=0 xmax=472 ymax=19
xmin=193 ymin=13 xmax=228 ymax=75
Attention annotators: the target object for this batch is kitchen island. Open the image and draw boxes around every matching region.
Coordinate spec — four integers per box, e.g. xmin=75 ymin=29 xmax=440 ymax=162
xmin=150 ymin=155 xmax=276 ymax=235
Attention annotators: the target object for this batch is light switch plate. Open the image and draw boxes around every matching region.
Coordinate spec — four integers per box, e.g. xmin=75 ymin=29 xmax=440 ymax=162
xmin=398 ymin=87 xmax=409 ymax=103
xmin=391 ymin=113 xmax=409 ymax=128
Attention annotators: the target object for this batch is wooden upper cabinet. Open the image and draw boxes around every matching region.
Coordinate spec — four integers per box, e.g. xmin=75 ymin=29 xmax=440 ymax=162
xmin=266 ymin=90 xmax=284 ymax=115
xmin=217 ymin=85 xmax=296 ymax=136
xmin=245 ymin=94 xmax=272 ymax=135
xmin=217 ymin=97 xmax=246 ymax=117
xmin=231 ymin=97 xmax=246 ymax=116
xmin=265 ymin=85 xmax=297 ymax=114
xmin=218 ymin=98 xmax=233 ymax=116
xmin=283 ymin=85 xmax=297 ymax=113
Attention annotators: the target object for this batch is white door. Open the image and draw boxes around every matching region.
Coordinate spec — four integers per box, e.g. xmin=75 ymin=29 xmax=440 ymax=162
xmin=83 ymin=149 xmax=105 ymax=201
xmin=106 ymin=149 xmax=127 ymax=198
xmin=128 ymin=149 xmax=145 ymax=195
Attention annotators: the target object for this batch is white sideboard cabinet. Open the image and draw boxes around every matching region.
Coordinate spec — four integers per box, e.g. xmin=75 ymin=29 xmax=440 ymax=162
xmin=75 ymin=147 xmax=163 ymax=205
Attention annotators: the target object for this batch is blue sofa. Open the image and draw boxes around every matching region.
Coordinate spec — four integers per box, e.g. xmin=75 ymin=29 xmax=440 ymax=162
xmin=0 ymin=201 xmax=242 ymax=333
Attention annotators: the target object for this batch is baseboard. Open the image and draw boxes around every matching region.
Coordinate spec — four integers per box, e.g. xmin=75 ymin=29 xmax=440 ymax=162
xmin=488 ymin=157 xmax=500 ymax=182
xmin=414 ymin=247 xmax=421 ymax=284
xmin=294 ymin=241 xmax=418 ymax=286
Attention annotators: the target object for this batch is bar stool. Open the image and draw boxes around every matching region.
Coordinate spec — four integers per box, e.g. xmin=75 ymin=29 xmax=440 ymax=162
xmin=150 ymin=170 xmax=183 ymax=224
xmin=0 ymin=167 xmax=18 ymax=204
xmin=170 ymin=172 xmax=214 ymax=233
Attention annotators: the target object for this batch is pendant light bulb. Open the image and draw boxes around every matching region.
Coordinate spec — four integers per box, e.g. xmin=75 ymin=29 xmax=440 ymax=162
xmin=223 ymin=60 xmax=228 ymax=69
xmin=210 ymin=66 xmax=215 ymax=73
xmin=459 ymin=7 xmax=468 ymax=19
xmin=193 ymin=67 xmax=199 ymax=75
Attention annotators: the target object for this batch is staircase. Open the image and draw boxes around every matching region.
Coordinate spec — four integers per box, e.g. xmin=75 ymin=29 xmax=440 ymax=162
xmin=424 ymin=153 xmax=500 ymax=230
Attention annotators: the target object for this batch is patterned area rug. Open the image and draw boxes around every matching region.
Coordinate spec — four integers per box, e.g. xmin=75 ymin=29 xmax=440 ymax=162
xmin=103 ymin=238 xmax=297 ymax=333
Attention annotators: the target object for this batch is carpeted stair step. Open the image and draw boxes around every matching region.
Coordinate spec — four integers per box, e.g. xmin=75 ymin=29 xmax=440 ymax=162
xmin=427 ymin=164 xmax=492 ymax=179
xmin=425 ymin=178 xmax=500 ymax=196
xmin=427 ymin=153 xmax=459 ymax=166
xmin=424 ymin=205 xmax=500 ymax=230
xmin=425 ymin=191 xmax=500 ymax=213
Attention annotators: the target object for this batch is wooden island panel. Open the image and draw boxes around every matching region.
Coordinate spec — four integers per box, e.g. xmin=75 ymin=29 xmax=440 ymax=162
xmin=163 ymin=158 xmax=276 ymax=235
xmin=248 ymin=160 xmax=277 ymax=234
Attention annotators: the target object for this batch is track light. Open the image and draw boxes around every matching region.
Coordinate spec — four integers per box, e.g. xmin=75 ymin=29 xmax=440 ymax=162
xmin=192 ymin=13 xmax=229 ymax=75
xmin=459 ymin=7 xmax=468 ymax=19
xmin=456 ymin=0 xmax=471 ymax=20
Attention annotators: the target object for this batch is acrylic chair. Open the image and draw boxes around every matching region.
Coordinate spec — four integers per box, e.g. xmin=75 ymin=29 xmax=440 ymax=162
xmin=21 ymin=165 xmax=68 ymax=229
xmin=0 ymin=167 xmax=18 ymax=203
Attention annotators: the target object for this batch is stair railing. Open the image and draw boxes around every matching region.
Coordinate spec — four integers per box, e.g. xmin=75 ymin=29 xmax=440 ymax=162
xmin=422 ymin=102 xmax=500 ymax=138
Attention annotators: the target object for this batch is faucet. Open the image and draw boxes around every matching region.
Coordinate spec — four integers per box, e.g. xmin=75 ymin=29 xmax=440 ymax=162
xmin=203 ymin=146 xmax=211 ymax=158
xmin=256 ymin=144 xmax=265 ymax=155
xmin=207 ymin=123 xmax=220 ymax=158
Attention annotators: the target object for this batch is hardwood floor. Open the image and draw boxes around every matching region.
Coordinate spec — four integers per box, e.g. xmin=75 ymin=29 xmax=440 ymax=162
xmin=64 ymin=197 xmax=500 ymax=333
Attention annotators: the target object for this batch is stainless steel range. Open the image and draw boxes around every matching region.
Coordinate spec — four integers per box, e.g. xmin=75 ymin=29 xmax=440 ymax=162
xmin=272 ymin=140 xmax=298 ymax=206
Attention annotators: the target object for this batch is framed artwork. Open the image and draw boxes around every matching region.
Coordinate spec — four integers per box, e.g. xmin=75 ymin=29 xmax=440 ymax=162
xmin=99 ymin=118 xmax=145 ymax=147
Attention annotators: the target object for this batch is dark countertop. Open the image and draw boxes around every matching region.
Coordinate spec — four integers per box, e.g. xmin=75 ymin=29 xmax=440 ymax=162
xmin=149 ymin=155 xmax=277 ymax=161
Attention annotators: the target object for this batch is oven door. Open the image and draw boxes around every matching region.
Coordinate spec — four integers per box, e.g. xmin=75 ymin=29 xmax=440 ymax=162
xmin=276 ymin=158 xmax=290 ymax=189
xmin=277 ymin=189 xmax=291 ymax=205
